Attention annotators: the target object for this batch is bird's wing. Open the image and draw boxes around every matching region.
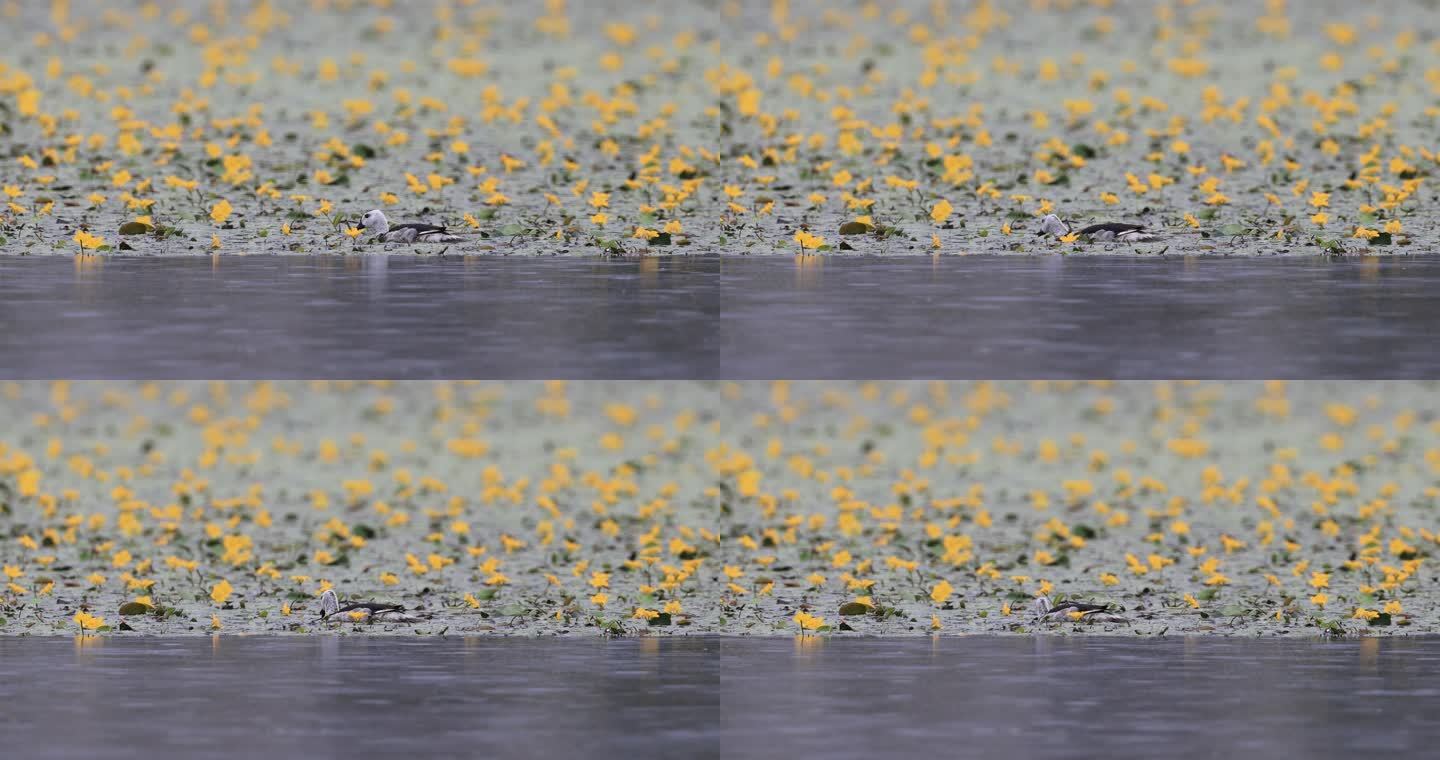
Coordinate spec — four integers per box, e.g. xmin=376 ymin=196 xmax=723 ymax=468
xmin=1080 ymin=222 xmax=1144 ymax=235
xmin=391 ymin=223 xmax=448 ymax=234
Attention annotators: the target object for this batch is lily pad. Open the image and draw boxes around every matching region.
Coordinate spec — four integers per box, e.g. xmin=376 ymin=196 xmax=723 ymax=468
xmin=838 ymin=601 xmax=872 ymax=616
xmin=118 ymin=602 xmax=153 ymax=616
xmin=838 ymin=221 xmax=873 ymax=236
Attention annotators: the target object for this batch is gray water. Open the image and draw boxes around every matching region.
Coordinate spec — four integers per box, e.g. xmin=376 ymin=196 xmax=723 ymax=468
xmin=0 ymin=255 xmax=719 ymax=378
xmin=722 ymin=255 xmax=1440 ymax=378
xmin=4 ymin=254 xmax=1440 ymax=379
xmin=2 ymin=636 xmax=1436 ymax=759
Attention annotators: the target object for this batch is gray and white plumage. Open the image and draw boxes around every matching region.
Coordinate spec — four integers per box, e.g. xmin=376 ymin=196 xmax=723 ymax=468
xmin=1037 ymin=214 xmax=1162 ymax=243
xmin=318 ymin=588 xmax=422 ymax=624
xmin=357 ymin=209 xmax=465 ymax=244
xmin=1032 ymin=595 xmax=1129 ymax=624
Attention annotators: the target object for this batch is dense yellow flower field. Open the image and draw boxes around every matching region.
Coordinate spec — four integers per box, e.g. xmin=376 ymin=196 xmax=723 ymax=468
xmin=0 ymin=0 xmax=1434 ymax=255
xmin=0 ymin=381 xmax=1433 ymax=636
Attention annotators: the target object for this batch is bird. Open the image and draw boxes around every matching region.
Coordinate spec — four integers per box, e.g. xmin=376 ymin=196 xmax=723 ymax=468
xmin=355 ymin=209 xmax=465 ymax=244
xmin=318 ymin=588 xmax=423 ymax=624
xmin=1036 ymin=213 xmax=1162 ymax=243
xmin=1032 ymin=595 xmax=1129 ymax=624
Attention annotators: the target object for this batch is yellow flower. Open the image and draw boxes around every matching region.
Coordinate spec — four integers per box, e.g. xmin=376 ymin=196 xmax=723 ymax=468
xmin=930 ymin=199 xmax=953 ymax=224
xmin=1352 ymin=607 xmax=1379 ymax=621
xmin=1353 ymin=227 xmax=1380 ymax=240
xmin=1383 ymin=600 xmax=1403 ymax=615
xmin=465 ymin=593 xmax=482 ymax=608
xmin=73 ymin=230 xmax=106 ymax=250
xmin=930 ymin=579 xmax=953 ymax=604
xmin=1383 ymin=219 xmax=1403 ymax=235
xmin=793 ymin=611 xmax=826 ymax=631
xmin=1310 ymin=212 xmax=1329 ymax=227
xmin=663 ymin=220 xmax=683 ymax=235
xmin=210 ymin=579 xmax=233 ymax=604
xmin=590 ymin=592 xmax=608 ymax=608
xmin=590 ymin=213 xmax=608 ymax=226
xmin=210 ymin=199 xmax=233 ymax=224
xmin=211 ymin=614 xmax=223 ymax=629
xmin=344 ymin=227 xmax=363 ymax=239
xmin=1308 ymin=572 xmax=1329 ymax=589
xmin=73 ymin=611 xmax=106 ymax=630
xmin=1184 ymin=593 xmax=1200 ymax=608
xmin=793 ymin=230 xmax=826 ymax=250
xmin=1184 ymin=213 xmax=1200 ymax=228
xmin=663 ymin=600 xmax=683 ymax=615
xmin=632 ymin=607 xmax=659 ymax=620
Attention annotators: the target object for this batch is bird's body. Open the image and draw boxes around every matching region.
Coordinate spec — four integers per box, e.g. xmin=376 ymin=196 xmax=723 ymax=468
xmin=1038 ymin=214 xmax=1162 ymax=243
xmin=1032 ymin=595 xmax=1129 ymax=624
xmin=357 ymin=209 xmax=465 ymax=244
xmin=319 ymin=589 xmax=423 ymax=624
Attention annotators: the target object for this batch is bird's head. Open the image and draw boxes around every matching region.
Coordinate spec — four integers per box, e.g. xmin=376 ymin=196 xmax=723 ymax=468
xmin=1037 ymin=214 xmax=1070 ymax=237
xmin=359 ymin=209 xmax=387 ymax=231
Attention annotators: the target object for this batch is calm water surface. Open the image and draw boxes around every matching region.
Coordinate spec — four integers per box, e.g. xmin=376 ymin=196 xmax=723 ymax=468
xmin=722 ymin=255 xmax=1440 ymax=378
xmin=0 ymin=255 xmax=718 ymax=378
xmin=4 ymin=254 xmax=1439 ymax=378
xmin=1 ymin=636 xmax=1436 ymax=759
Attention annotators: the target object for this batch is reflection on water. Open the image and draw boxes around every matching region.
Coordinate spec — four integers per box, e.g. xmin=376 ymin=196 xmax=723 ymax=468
xmin=0 ymin=255 xmax=718 ymax=378
xmin=723 ymin=255 xmax=1440 ymax=378
xmin=2 ymin=636 xmax=1434 ymax=759
xmin=0 ymin=637 xmax=719 ymax=760
xmin=721 ymin=636 xmax=1440 ymax=759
